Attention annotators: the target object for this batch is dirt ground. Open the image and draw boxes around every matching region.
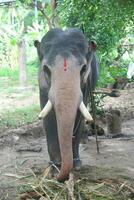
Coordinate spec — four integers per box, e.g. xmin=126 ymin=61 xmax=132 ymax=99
xmin=0 ymin=85 xmax=134 ymax=199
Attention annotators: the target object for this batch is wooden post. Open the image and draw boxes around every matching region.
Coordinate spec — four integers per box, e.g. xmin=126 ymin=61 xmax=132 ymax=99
xmin=106 ymin=109 xmax=122 ymax=135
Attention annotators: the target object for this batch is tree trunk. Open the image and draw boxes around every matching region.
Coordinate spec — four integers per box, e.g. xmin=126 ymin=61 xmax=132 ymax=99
xmin=106 ymin=109 xmax=122 ymax=135
xmin=18 ymin=37 xmax=27 ymax=87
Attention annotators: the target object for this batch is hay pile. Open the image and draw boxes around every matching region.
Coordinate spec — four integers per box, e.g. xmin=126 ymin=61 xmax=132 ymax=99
xmin=16 ymin=165 xmax=134 ymax=200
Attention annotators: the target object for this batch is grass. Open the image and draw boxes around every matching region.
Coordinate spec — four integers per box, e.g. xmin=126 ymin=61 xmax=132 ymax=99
xmin=0 ymin=63 xmax=38 ymax=93
xmin=0 ymin=67 xmax=19 ymax=78
xmin=0 ymin=104 xmax=40 ymax=130
xmin=0 ymin=64 xmax=39 ymax=130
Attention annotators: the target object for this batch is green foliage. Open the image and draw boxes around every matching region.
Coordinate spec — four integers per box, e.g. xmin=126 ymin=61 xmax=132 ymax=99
xmin=0 ymin=3 xmax=45 ymax=70
xmin=109 ymin=65 xmax=127 ymax=79
xmin=58 ymin=0 xmax=134 ymax=54
xmin=0 ymin=67 xmax=19 ymax=78
xmin=0 ymin=5 xmax=26 ymax=68
xmin=24 ymin=11 xmax=35 ymax=29
xmin=58 ymin=0 xmax=134 ymax=86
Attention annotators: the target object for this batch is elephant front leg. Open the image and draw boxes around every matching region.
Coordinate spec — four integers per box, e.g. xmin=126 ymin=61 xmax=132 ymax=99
xmin=72 ymin=111 xmax=83 ymax=171
xmin=43 ymin=111 xmax=61 ymax=167
xmin=72 ymin=84 xmax=91 ymax=170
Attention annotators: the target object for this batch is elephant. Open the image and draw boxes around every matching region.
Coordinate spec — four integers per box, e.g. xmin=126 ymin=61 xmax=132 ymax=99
xmin=34 ymin=28 xmax=99 ymax=182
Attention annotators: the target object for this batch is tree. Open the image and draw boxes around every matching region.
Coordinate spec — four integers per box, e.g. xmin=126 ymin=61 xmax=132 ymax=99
xmin=18 ymin=37 xmax=27 ymax=87
xmin=58 ymin=0 xmax=134 ymax=86
xmin=23 ymin=0 xmax=59 ymax=29
xmin=58 ymin=0 xmax=134 ymax=55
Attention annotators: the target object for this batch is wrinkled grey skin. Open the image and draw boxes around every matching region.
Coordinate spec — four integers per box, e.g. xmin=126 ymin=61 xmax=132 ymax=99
xmin=34 ymin=28 xmax=99 ymax=181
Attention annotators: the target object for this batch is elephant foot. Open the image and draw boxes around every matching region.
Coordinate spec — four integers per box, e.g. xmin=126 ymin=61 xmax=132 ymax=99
xmin=48 ymin=158 xmax=82 ymax=178
xmin=73 ymin=158 xmax=82 ymax=171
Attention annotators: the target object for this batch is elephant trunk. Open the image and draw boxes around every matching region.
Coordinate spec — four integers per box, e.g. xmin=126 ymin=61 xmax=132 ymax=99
xmin=38 ymin=96 xmax=93 ymax=181
xmin=54 ymin=99 xmax=78 ymax=182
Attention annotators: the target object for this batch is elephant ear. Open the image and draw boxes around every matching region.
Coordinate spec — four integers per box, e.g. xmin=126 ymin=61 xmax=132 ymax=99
xmin=89 ymin=41 xmax=97 ymax=52
xmin=34 ymin=40 xmax=44 ymax=61
xmin=34 ymin=40 xmax=40 ymax=48
xmin=83 ymin=41 xmax=97 ymax=84
xmin=34 ymin=40 xmax=49 ymax=67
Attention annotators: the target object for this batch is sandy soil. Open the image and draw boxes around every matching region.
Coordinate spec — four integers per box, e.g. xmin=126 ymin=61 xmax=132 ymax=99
xmin=0 ymin=119 xmax=134 ymax=199
xmin=0 ymin=86 xmax=134 ymax=199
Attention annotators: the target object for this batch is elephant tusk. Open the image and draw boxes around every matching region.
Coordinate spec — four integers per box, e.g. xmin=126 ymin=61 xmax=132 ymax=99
xmin=79 ymin=101 xmax=93 ymax=122
xmin=38 ymin=100 xmax=52 ymax=119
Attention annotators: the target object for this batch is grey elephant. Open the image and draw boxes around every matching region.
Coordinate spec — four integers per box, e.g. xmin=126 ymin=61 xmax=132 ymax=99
xmin=34 ymin=28 xmax=99 ymax=182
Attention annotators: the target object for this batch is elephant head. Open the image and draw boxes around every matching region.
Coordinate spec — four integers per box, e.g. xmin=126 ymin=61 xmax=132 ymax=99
xmin=34 ymin=28 xmax=96 ymax=181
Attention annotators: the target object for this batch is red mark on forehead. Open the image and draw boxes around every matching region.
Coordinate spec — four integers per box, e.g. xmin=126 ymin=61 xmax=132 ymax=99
xmin=64 ymin=58 xmax=67 ymax=71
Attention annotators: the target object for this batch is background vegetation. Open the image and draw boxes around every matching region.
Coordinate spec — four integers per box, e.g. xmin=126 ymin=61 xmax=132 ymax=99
xmin=58 ymin=0 xmax=134 ymax=86
xmin=0 ymin=0 xmax=134 ymax=128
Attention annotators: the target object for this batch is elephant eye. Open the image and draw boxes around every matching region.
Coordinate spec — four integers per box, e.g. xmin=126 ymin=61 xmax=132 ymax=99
xmin=43 ymin=65 xmax=51 ymax=85
xmin=80 ymin=64 xmax=87 ymax=76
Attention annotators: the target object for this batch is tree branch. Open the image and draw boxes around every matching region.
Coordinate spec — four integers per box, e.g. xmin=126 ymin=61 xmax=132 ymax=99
xmin=30 ymin=1 xmax=53 ymax=29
